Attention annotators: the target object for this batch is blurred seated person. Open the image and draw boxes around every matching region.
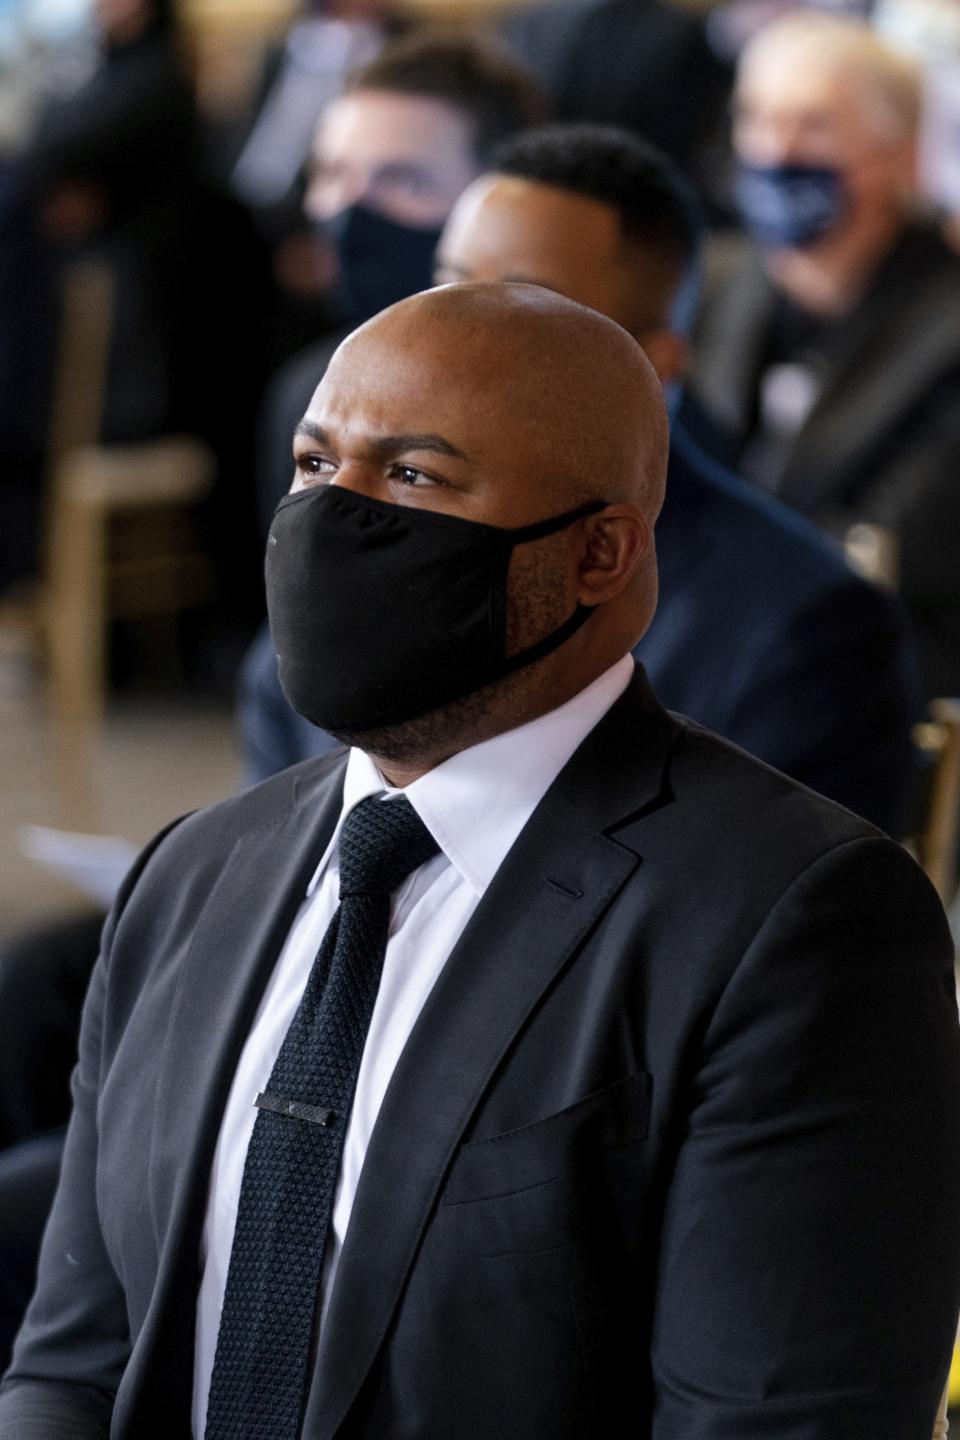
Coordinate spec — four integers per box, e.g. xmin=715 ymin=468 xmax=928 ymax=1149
xmin=0 ymin=0 xmax=200 ymax=593
xmin=242 ymin=123 xmax=918 ymax=838
xmin=0 ymin=913 xmax=104 ymax=1372
xmin=231 ymin=0 xmax=395 ymax=226
xmin=254 ymin=30 xmax=547 ymax=534
xmin=227 ymin=0 xmax=408 ymax=366
xmin=500 ymin=0 xmax=729 ymax=175
xmin=690 ymin=12 xmax=960 ymax=698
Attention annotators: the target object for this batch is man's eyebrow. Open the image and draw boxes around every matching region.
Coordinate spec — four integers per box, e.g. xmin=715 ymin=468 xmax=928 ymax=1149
xmin=369 ymin=433 xmax=468 ymax=462
xmin=294 ymin=419 xmax=329 ymax=444
xmin=294 ymin=420 xmax=467 ymax=462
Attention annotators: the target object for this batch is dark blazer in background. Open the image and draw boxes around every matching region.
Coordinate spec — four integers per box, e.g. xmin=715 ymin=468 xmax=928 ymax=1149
xmin=2 ymin=669 xmax=958 ymax=1438
xmin=500 ymin=0 xmax=729 ymax=170
xmin=241 ymin=424 xmax=918 ymax=836
xmin=690 ymin=223 xmax=960 ymax=698
xmin=646 ymin=426 xmax=917 ymax=834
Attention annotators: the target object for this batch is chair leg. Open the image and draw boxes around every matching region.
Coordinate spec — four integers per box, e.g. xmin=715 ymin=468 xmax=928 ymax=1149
xmin=47 ymin=495 xmax=107 ymax=727
xmin=933 ymin=1372 xmax=950 ymax=1440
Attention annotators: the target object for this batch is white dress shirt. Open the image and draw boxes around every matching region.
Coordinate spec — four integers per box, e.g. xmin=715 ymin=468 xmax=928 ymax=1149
xmin=192 ymin=655 xmax=633 ymax=1437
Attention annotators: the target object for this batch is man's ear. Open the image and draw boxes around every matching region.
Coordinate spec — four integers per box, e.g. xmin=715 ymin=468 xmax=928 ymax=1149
xmin=641 ymin=329 xmax=689 ymax=387
xmin=576 ymin=506 xmax=651 ymax=606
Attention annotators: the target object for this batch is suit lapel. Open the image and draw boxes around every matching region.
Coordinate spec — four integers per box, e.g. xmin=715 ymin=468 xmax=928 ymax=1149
xmin=303 ymin=670 xmax=678 ymax=1440
xmin=122 ymin=759 xmax=348 ymax=1425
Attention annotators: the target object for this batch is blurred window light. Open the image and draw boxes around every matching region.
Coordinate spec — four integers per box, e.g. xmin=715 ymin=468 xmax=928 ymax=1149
xmin=921 ymin=60 xmax=960 ymax=215
xmin=21 ymin=0 xmax=93 ymax=43
xmin=873 ymin=0 xmax=960 ymax=64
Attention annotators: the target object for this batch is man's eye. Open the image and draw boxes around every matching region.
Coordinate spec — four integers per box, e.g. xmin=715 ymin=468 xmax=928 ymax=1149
xmin=296 ymin=454 xmax=336 ymax=478
xmin=393 ymin=464 xmax=433 ymax=486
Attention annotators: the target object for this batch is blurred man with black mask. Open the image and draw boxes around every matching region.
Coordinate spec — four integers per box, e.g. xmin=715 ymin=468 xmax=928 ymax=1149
xmin=254 ymin=32 xmax=547 ymax=531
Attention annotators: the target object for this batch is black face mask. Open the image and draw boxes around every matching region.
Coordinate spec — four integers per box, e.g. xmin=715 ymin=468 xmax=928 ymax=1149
xmin=325 ymin=204 xmax=444 ymax=324
xmin=265 ymin=485 xmax=606 ymax=733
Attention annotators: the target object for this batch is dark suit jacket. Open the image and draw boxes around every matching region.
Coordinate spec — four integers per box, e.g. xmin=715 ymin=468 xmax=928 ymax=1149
xmin=2 ymin=669 xmax=958 ymax=1438
xmin=691 ymin=223 xmax=960 ymax=698
xmin=241 ymin=426 xmax=917 ymax=835
xmin=500 ymin=0 xmax=729 ymax=169
xmin=645 ymin=428 xmax=917 ymax=834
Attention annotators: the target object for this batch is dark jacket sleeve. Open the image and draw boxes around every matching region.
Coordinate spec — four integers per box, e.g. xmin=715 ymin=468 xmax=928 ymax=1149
xmin=650 ymin=835 xmax=960 ymax=1438
xmin=0 ymin=819 xmax=187 ymax=1439
xmin=718 ymin=576 xmax=919 ymax=836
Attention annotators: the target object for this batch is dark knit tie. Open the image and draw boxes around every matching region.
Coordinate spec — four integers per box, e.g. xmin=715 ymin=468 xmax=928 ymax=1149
xmin=204 ymin=794 xmax=440 ymax=1440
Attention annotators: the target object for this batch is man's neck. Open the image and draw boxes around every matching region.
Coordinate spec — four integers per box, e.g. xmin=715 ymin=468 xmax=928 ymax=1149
xmin=765 ymin=205 xmax=905 ymax=318
xmin=371 ymin=751 xmax=456 ymax=789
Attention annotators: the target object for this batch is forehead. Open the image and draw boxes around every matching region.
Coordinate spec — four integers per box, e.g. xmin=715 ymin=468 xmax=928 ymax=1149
xmin=312 ymin=319 xmax=535 ymax=456
xmin=315 ymin=90 xmax=476 ymax=167
xmin=303 ymin=305 xmax=600 ymax=512
xmin=736 ymin=45 xmax=882 ymax=140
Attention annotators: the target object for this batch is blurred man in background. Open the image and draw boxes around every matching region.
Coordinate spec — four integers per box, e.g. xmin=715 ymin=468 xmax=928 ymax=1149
xmin=225 ymin=0 xmax=407 ymax=367
xmin=0 ymin=0 xmax=198 ymax=593
xmin=0 ymin=0 xmax=270 ymax=621
xmin=254 ymin=29 xmax=547 ymax=531
xmin=690 ymin=12 xmax=960 ymax=698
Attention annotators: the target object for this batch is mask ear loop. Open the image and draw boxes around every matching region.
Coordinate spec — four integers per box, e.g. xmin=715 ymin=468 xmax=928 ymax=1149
xmin=498 ymin=499 xmax=609 ymax=674
xmin=507 ymin=498 xmax=608 ymax=544
xmin=499 ymin=601 xmax=598 ymax=675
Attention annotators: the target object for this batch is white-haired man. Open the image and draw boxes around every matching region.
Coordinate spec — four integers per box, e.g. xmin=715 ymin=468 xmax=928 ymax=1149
xmin=691 ymin=12 xmax=960 ymax=699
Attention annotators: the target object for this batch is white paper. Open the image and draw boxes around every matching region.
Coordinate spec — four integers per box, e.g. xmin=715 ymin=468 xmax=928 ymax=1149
xmin=19 ymin=824 xmax=138 ymax=908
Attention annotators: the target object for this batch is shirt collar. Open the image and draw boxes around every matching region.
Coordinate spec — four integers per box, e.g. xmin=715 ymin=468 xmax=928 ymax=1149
xmin=307 ymin=655 xmax=634 ymax=899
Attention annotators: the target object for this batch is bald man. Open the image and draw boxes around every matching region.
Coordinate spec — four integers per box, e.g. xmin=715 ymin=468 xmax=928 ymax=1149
xmin=693 ymin=11 xmax=960 ymax=698
xmin=3 ymin=286 xmax=958 ymax=1440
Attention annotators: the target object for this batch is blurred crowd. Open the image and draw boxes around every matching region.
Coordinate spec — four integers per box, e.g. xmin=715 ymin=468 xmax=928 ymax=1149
xmin=2 ymin=0 xmax=960 ymax=1369
xmin=0 ymin=0 xmax=958 ymax=681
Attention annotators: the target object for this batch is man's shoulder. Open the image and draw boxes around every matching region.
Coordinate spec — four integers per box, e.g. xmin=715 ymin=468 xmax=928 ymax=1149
xmin=639 ymin=707 xmax=914 ymax=905
xmin=667 ymin=709 xmax=876 ymax=836
xmin=589 ymin=667 xmax=878 ymax=842
xmin=118 ymin=751 xmax=347 ymax=913
xmin=665 ymin=429 xmax=887 ymax=612
xmin=582 ymin=679 xmax=923 ymax=939
xmin=179 ymin=749 xmax=345 ymax=843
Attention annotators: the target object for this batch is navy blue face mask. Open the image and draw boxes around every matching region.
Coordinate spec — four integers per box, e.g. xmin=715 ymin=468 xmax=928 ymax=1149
xmin=265 ymin=485 xmax=605 ymax=733
xmin=325 ymin=203 xmax=444 ymax=323
xmin=734 ymin=163 xmax=845 ymax=249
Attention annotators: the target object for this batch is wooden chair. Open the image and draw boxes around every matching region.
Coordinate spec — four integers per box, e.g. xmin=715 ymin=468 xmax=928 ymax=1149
xmin=843 ymin=524 xmax=960 ymax=903
xmin=911 ymin=699 xmax=960 ymax=905
xmin=844 ymin=521 xmax=899 ymax=591
xmin=933 ymin=1371 xmax=950 ymax=1439
xmin=41 ymin=259 xmax=216 ymax=727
